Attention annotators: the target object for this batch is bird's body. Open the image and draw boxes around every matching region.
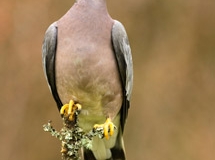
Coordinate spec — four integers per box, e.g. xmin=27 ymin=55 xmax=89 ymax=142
xmin=56 ymin=1 xmax=122 ymax=131
xmin=42 ymin=0 xmax=133 ymax=159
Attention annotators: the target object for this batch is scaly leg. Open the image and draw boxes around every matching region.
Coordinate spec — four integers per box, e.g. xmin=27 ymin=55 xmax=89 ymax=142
xmin=60 ymin=100 xmax=82 ymax=121
xmin=94 ymin=118 xmax=116 ymax=140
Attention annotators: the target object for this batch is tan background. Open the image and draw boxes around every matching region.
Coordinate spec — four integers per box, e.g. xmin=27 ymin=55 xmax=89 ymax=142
xmin=1 ymin=0 xmax=215 ymax=159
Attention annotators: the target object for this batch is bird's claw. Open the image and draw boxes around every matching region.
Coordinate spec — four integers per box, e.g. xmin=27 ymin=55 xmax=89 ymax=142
xmin=94 ymin=118 xmax=116 ymax=140
xmin=60 ymin=100 xmax=82 ymax=121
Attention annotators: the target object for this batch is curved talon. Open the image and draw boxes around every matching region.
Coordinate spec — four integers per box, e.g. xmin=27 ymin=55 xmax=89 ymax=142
xmin=94 ymin=118 xmax=116 ymax=140
xmin=108 ymin=120 xmax=115 ymax=136
xmin=75 ymin=104 xmax=82 ymax=111
xmin=60 ymin=100 xmax=82 ymax=121
xmin=60 ymin=104 xmax=69 ymax=115
xmin=68 ymin=100 xmax=74 ymax=115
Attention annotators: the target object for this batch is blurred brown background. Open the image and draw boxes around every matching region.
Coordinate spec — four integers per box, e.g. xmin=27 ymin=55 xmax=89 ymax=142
xmin=1 ymin=0 xmax=215 ymax=159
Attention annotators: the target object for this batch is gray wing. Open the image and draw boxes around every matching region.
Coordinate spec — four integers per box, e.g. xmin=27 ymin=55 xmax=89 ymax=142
xmin=111 ymin=20 xmax=133 ymax=133
xmin=42 ymin=22 xmax=63 ymax=110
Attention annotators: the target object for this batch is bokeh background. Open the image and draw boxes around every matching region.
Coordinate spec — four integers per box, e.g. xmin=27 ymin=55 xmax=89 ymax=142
xmin=1 ymin=0 xmax=215 ymax=159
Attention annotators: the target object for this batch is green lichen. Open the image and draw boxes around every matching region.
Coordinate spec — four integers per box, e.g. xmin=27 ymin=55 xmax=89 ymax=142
xmin=43 ymin=109 xmax=104 ymax=160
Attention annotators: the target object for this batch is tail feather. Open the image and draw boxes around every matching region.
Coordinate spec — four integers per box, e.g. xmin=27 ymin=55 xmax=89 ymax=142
xmin=110 ymin=125 xmax=126 ymax=160
xmin=83 ymin=149 xmax=96 ymax=160
xmin=83 ymin=125 xmax=126 ymax=160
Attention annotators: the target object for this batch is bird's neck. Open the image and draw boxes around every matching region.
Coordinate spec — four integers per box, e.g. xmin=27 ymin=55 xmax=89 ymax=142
xmin=76 ymin=0 xmax=108 ymax=11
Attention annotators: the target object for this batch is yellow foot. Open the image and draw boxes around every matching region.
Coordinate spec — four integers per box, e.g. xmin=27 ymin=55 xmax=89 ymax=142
xmin=60 ymin=100 xmax=82 ymax=121
xmin=94 ymin=118 xmax=116 ymax=140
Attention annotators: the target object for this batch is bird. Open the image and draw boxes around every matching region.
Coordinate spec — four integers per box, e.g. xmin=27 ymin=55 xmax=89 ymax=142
xmin=42 ymin=0 xmax=133 ymax=159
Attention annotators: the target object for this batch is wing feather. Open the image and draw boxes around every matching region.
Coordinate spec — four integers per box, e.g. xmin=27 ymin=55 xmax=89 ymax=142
xmin=42 ymin=22 xmax=63 ymax=110
xmin=111 ymin=20 xmax=133 ymax=132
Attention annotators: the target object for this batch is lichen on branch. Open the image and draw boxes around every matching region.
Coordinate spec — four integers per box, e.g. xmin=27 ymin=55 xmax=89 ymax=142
xmin=43 ymin=108 xmax=104 ymax=160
